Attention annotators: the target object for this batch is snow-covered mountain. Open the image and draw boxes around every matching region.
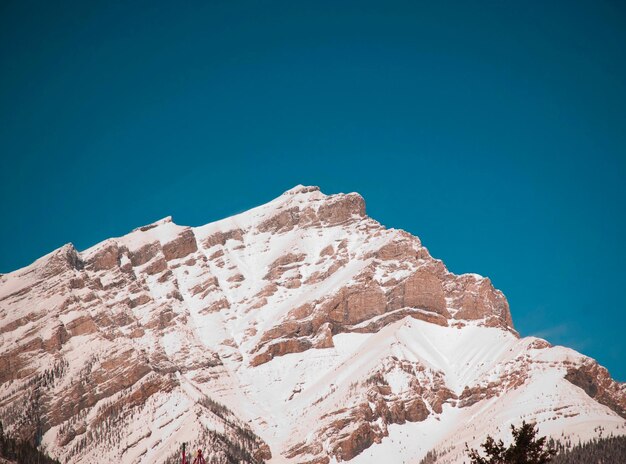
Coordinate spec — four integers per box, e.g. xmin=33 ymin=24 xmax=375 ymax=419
xmin=1 ymin=185 xmax=624 ymax=464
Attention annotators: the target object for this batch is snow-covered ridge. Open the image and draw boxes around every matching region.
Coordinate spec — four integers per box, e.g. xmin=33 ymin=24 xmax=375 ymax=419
xmin=0 ymin=185 xmax=624 ymax=464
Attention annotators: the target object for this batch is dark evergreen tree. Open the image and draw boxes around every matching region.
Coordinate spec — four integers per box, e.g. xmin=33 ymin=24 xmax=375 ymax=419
xmin=0 ymin=420 xmax=61 ymax=464
xmin=551 ymin=435 xmax=626 ymax=464
xmin=466 ymin=421 xmax=556 ymax=464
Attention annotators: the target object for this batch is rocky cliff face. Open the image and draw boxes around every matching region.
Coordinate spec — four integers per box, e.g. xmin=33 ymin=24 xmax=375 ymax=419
xmin=0 ymin=186 xmax=624 ymax=464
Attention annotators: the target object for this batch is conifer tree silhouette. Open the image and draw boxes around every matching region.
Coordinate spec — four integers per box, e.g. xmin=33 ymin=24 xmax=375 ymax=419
xmin=466 ymin=421 xmax=556 ymax=464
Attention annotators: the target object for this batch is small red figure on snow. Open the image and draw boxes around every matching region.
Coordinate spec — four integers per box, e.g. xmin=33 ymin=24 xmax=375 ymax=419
xmin=181 ymin=443 xmax=189 ymax=464
xmin=192 ymin=448 xmax=207 ymax=464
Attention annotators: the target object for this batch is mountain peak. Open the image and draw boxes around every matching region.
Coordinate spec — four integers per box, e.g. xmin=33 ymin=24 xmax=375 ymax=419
xmin=134 ymin=215 xmax=174 ymax=230
xmin=0 ymin=187 xmax=624 ymax=464
xmin=281 ymin=184 xmax=321 ymax=196
xmin=276 ymin=185 xmax=364 ymax=213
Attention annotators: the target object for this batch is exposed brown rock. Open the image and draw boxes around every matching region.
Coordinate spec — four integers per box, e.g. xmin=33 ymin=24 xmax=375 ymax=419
xmin=46 ymin=349 xmax=154 ymax=431
xmin=458 ymin=365 xmax=528 ymax=408
xmin=258 ymin=206 xmax=302 ymax=233
xmin=529 ymin=339 xmax=551 ymax=349
xmin=0 ymin=338 xmax=43 ymax=383
xmin=304 ymin=259 xmax=346 ymax=285
xmin=69 ymin=276 xmax=85 ymax=289
xmin=374 ymin=239 xmax=418 ymax=261
xmin=345 ymin=287 xmax=386 ymax=324
xmin=402 ymin=270 xmax=449 ymax=316
xmin=129 ymin=242 xmax=160 ymax=266
xmin=253 ymin=443 xmax=272 ymax=462
xmin=144 ymin=257 xmax=168 ymax=275
xmin=350 ymin=307 xmax=448 ymax=332
xmin=128 ymin=294 xmax=151 ymax=308
xmin=88 ymin=243 xmax=120 ymax=271
xmin=319 ymin=245 xmax=334 ymax=257
xmin=0 ymin=315 xmax=33 ymax=335
xmin=44 ymin=244 xmax=84 ymax=277
xmin=250 ymin=274 xmax=456 ymax=366
xmin=167 ymin=290 xmax=183 ymax=302
xmin=283 ymin=276 xmax=302 ymax=289
xmin=190 ymin=276 xmax=219 ymax=298
xmin=403 ymin=397 xmax=430 ymax=422
xmin=43 ymin=324 xmax=70 ymax=351
xmin=162 ymin=229 xmax=198 ymax=261
xmin=452 ymin=277 xmax=512 ymax=328
xmin=318 ymin=193 xmax=366 ymax=225
xmin=264 ymin=253 xmax=306 ymax=280
xmin=333 ymin=421 xmax=378 ymax=461
xmin=289 ymin=358 xmax=454 ymax=463
xmin=565 ymin=361 xmax=626 ymax=419
xmin=203 ymin=228 xmax=244 ymax=248
xmin=250 ymin=338 xmax=313 ymax=367
xmin=200 ymin=298 xmax=230 ymax=314
xmin=157 ymin=269 xmax=173 ymax=283
xmin=0 ymin=284 xmax=32 ymax=304
xmin=209 ymin=249 xmax=224 ymax=260
xmin=227 ymin=273 xmax=245 ymax=283
xmin=65 ymin=315 xmax=98 ymax=337
xmin=255 ymin=283 xmax=278 ymax=298
xmin=312 ymin=322 xmax=334 ymax=348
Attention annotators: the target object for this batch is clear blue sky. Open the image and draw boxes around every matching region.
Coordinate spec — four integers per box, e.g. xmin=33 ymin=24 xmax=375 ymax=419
xmin=1 ymin=1 xmax=625 ymax=380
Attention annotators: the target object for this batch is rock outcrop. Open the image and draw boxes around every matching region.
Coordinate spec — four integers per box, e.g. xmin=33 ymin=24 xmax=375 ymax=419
xmin=0 ymin=185 xmax=623 ymax=464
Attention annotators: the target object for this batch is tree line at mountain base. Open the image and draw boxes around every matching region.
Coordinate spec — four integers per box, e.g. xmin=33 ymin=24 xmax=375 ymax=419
xmin=419 ymin=422 xmax=626 ymax=464
xmin=550 ymin=435 xmax=626 ymax=464
xmin=1 ymin=415 xmax=624 ymax=463
xmin=0 ymin=422 xmax=60 ymax=464
xmin=466 ymin=421 xmax=555 ymax=464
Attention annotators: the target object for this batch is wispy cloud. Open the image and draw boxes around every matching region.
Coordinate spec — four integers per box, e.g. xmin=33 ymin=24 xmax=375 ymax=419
xmin=531 ymin=323 xmax=592 ymax=353
xmin=531 ymin=323 xmax=570 ymax=340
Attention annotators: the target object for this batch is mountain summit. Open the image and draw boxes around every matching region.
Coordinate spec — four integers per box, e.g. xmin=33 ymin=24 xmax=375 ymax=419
xmin=1 ymin=186 xmax=624 ymax=463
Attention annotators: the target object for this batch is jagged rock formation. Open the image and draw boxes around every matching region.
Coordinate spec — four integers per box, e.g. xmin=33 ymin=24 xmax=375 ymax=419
xmin=0 ymin=185 xmax=624 ymax=463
